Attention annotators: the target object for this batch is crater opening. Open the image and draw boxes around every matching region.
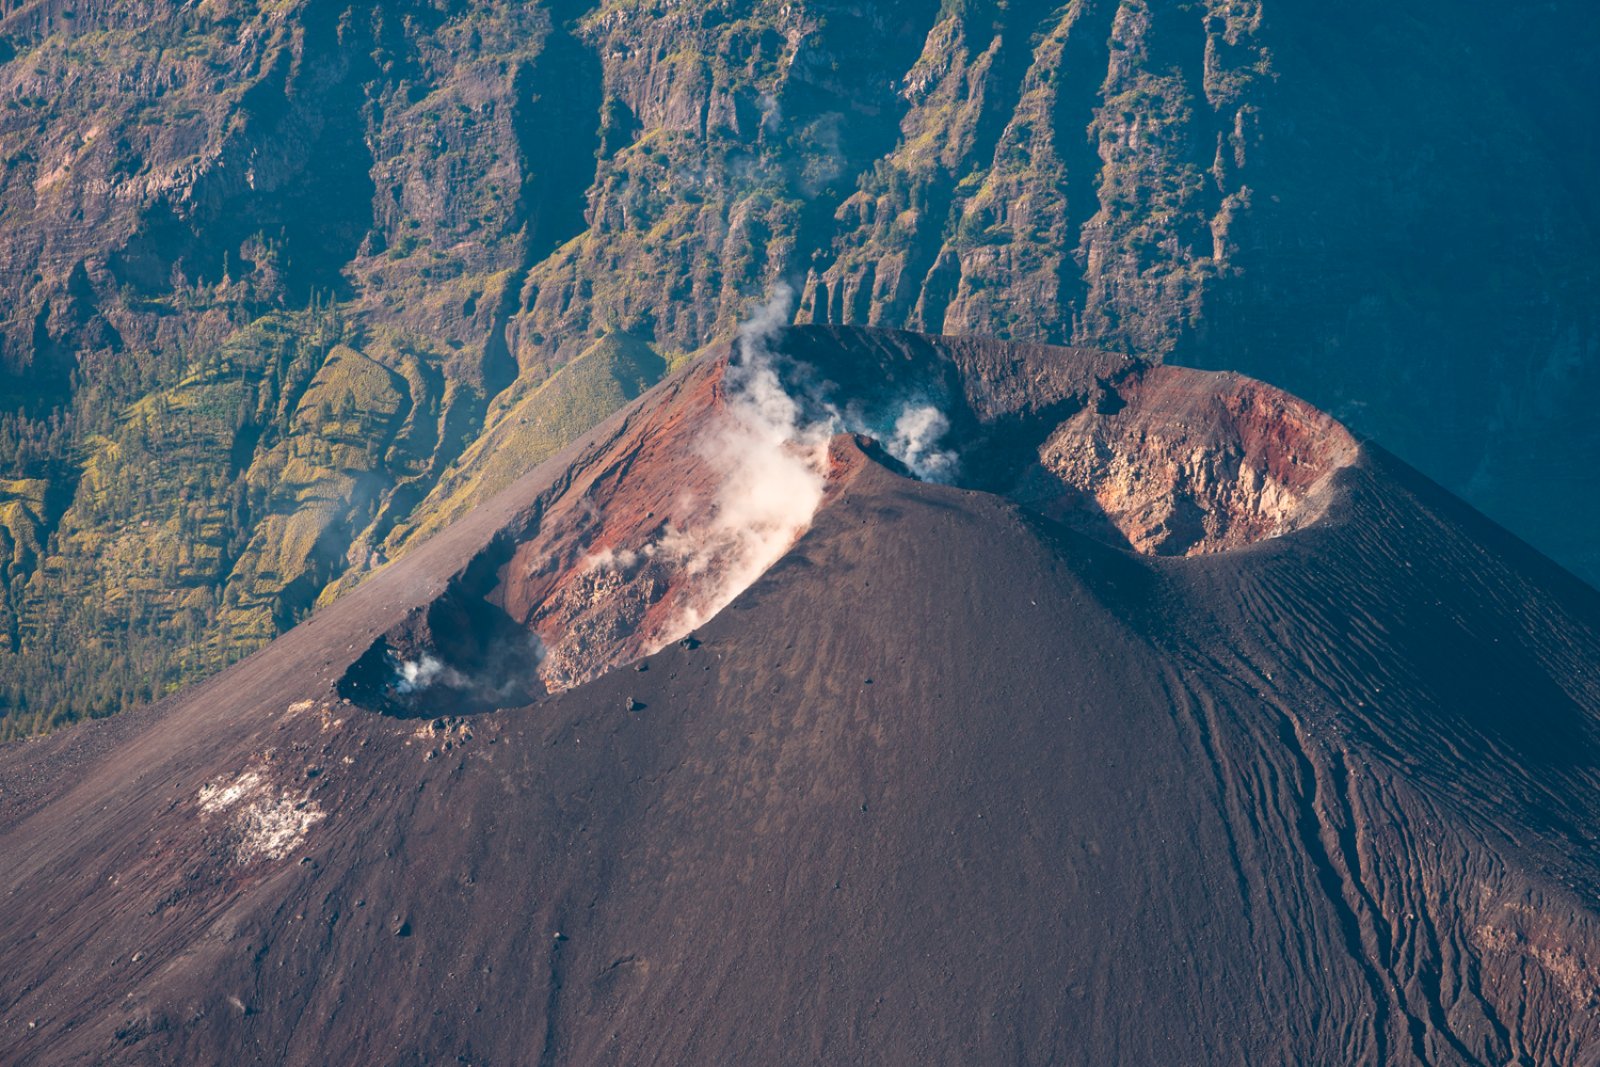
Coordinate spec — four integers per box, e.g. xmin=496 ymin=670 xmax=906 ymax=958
xmin=1016 ymin=366 xmax=1360 ymax=556
xmin=337 ymin=334 xmax=1363 ymax=717
xmin=337 ymin=542 xmax=546 ymax=718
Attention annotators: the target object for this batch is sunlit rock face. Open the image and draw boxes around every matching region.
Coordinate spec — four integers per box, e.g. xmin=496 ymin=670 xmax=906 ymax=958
xmin=1028 ymin=366 xmax=1360 ymax=556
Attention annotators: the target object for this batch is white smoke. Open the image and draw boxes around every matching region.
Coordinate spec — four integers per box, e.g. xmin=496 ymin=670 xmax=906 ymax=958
xmin=391 ymin=644 xmax=542 ymax=701
xmin=396 ymin=656 xmax=435 ymax=692
xmin=734 ymin=279 xmax=796 ymax=355
xmin=719 ymin=286 xmax=961 ymax=484
xmin=888 ymin=403 xmax=959 ymax=482
xmin=394 ymin=655 xmax=458 ymax=694
xmin=658 ymin=283 xmax=834 ymax=636
xmin=584 ymin=283 xmax=962 ymax=649
xmin=581 ymin=545 xmax=645 ymax=573
xmin=759 ymin=91 xmax=783 ymax=132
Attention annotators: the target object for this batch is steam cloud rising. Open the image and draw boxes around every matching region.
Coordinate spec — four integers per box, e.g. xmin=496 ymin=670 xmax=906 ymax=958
xmin=380 ymin=632 xmax=546 ymax=708
xmin=889 ymin=404 xmax=959 ymax=482
xmin=583 ymin=282 xmax=962 ymax=652
xmin=663 ymin=283 xmax=835 ymax=636
xmin=394 ymin=655 xmax=462 ymax=694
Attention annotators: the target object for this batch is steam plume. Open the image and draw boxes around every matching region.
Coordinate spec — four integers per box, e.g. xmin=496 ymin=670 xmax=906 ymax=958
xmin=658 ymin=282 xmax=833 ymax=636
xmin=584 ymin=283 xmax=962 ymax=654
xmin=383 ymin=634 xmax=545 ymax=709
xmin=888 ymin=403 xmax=959 ymax=482
xmin=394 ymin=655 xmax=462 ymax=694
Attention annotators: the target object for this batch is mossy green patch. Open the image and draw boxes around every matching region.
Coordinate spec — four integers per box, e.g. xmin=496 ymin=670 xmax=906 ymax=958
xmin=387 ymin=331 xmax=665 ymax=552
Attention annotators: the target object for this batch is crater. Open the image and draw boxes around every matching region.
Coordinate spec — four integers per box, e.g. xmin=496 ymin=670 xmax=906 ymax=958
xmin=336 ymin=540 xmax=546 ymax=718
xmin=1015 ymin=366 xmax=1360 ymax=556
xmin=336 ymin=332 xmax=1363 ymax=717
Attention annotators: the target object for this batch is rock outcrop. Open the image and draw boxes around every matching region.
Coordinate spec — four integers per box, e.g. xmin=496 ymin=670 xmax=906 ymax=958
xmin=1030 ymin=366 xmax=1359 ymax=555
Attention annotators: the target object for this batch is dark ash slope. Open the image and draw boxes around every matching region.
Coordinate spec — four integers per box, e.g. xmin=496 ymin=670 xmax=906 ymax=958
xmin=2 ymin=328 xmax=1600 ymax=1065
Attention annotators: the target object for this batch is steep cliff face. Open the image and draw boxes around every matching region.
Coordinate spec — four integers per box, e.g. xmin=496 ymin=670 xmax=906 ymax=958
xmin=0 ymin=0 xmax=1595 ymax=732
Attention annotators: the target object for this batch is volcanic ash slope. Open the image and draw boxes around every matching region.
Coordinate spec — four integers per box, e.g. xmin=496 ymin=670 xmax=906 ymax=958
xmin=3 ymin=326 xmax=1600 ymax=1065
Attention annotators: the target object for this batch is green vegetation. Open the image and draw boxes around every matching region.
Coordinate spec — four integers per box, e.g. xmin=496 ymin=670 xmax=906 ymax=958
xmin=0 ymin=305 xmax=343 ymax=736
xmin=0 ymin=0 xmax=1274 ymax=738
xmin=0 ymin=296 xmax=667 ymax=739
xmin=4 ymin=0 xmax=1594 ymax=736
xmin=389 ymin=331 xmax=665 ymax=550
